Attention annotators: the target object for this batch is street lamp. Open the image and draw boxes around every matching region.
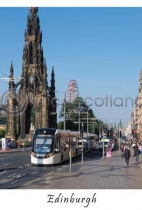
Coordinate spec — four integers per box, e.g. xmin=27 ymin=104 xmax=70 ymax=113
xmin=86 ymin=117 xmax=97 ymax=134
xmin=108 ymin=121 xmax=112 ymax=139
xmin=98 ymin=118 xmax=108 ymax=159
xmin=63 ymin=91 xmax=66 ymax=130
xmin=87 ymin=108 xmax=88 ymax=135
xmin=79 ymin=102 xmax=80 ymax=136
xmin=81 ymin=122 xmax=84 ymax=165
xmin=118 ymin=125 xmax=121 ymax=154
xmin=55 ymin=90 xmax=66 ymax=130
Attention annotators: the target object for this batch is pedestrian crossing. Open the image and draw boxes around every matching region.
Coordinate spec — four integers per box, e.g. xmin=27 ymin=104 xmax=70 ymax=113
xmin=0 ymin=178 xmax=13 ymax=184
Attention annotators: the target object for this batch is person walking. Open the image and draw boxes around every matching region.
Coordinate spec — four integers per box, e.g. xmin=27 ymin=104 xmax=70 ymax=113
xmin=18 ymin=140 xmax=21 ymax=149
xmin=121 ymin=143 xmax=124 ymax=157
xmin=138 ymin=143 xmax=142 ymax=154
xmin=124 ymin=146 xmax=131 ymax=165
xmin=134 ymin=144 xmax=140 ymax=163
xmin=132 ymin=143 xmax=136 ymax=156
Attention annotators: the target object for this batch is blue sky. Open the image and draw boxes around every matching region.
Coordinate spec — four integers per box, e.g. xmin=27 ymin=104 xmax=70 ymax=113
xmin=0 ymin=7 xmax=142 ymax=127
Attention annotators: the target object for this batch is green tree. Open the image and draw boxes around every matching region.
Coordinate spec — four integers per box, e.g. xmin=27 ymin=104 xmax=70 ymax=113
xmin=57 ymin=121 xmax=63 ymax=129
xmin=0 ymin=129 xmax=6 ymax=138
xmin=59 ymin=96 xmax=96 ymax=132
xmin=0 ymin=116 xmax=6 ymax=125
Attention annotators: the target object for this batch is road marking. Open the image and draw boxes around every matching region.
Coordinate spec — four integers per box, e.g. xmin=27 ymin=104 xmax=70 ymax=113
xmin=24 ymin=164 xmax=30 ymax=167
xmin=56 ymin=168 xmax=61 ymax=171
xmin=0 ymin=154 xmax=9 ymax=157
xmin=0 ymin=170 xmax=7 ymax=174
xmin=45 ymin=177 xmax=50 ymax=181
xmin=19 ymin=171 xmax=54 ymax=188
xmin=3 ymin=163 xmax=9 ymax=165
xmin=0 ymin=178 xmax=13 ymax=184
xmin=7 ymin=173 xmax=25 ymax=179
xmin=31 ymin=171 xmax=37 ymax=175
xmin=11 ymin=180 xmax=18 ymax=184
xmin=62 ymin=165 xmax=68 ymax=168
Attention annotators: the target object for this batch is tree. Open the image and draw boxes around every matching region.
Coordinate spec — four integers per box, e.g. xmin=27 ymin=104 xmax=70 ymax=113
xmin=58 ymin=96 xmax=96 ymax=132
xmin=0 ymin=129 xmax=6 ymax=138
xmin=57 ymin=121 xmax=63 ymax=129
xmin=0 ymin=116 xmax=6 ymax=125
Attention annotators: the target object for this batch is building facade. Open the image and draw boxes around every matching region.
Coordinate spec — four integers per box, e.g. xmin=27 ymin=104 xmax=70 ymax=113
xmin=131 ymin=70 xmax=142 ymax=139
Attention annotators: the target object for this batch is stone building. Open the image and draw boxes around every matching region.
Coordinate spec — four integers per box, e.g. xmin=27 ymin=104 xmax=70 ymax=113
xmin=6 ymin=7 xmax=57 ymax=140
xmin=132 ymin=70 xmax=142 ymax=139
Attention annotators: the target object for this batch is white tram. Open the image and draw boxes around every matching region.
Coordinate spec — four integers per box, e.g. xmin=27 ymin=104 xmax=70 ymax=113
xmin=31 ymin=128 xmax=97 ymax=165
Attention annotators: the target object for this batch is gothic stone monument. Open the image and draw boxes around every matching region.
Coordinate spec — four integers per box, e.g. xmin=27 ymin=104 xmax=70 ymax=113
xmin=6 ymin=7 xmax=57 ymax=140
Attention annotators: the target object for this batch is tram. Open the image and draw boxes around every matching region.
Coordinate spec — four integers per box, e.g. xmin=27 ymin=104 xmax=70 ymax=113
xmin=31 ymin=128 xmax=97 ymax=165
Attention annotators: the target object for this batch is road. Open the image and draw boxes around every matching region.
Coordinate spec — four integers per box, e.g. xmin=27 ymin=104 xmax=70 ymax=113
xmin=0 ymin=147 xmax=102 ymax=189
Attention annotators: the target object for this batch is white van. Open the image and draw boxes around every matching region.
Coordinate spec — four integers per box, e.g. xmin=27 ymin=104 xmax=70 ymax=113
xmin=99 ymin=138 xmax=109 ymax=151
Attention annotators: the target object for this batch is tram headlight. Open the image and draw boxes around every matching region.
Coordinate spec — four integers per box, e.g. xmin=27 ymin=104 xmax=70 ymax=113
xmin=49 ymin=153 xmax=53 ymax=157
xmin=45 ymin=153 xmax=53 ymax=158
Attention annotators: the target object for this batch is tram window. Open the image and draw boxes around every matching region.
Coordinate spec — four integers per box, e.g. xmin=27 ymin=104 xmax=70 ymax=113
xmin=60 ymin=138 xmax=68 ymax=151
xmin=54 ymin=137 xmax=60 ymax=152
xmin=69 ymin=137 xmax=77 ymax=148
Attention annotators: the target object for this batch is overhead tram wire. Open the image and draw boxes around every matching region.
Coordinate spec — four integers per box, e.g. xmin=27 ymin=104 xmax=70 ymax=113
xmin=0 ymin=70 xmax=23 ymax=82
xmin=0 ymin=70 xmax=9 ymax=77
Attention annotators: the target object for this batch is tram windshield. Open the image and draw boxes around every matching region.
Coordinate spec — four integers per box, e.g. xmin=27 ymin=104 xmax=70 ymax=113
xmin=33 ymin=134 xmax=54 ymax=153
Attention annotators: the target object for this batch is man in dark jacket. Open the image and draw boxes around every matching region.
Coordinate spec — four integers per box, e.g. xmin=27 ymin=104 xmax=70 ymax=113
xmin=134 ymin=144 xmax=140 ymax=163
xmin=124 ymin=146 xmax=131 ymax=165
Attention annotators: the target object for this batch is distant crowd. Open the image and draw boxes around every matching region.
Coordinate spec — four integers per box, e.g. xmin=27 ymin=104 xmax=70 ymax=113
xmin=121 ymin=138 xmax=142 ymax=165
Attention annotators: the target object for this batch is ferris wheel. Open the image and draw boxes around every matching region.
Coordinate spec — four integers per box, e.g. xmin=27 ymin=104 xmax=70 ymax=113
xmin=67 ymin=79 xmax=79 ymax=103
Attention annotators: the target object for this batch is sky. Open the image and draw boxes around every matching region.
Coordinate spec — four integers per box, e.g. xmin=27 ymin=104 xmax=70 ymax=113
xmin=0 ymin=5 xmax=142 ymax=127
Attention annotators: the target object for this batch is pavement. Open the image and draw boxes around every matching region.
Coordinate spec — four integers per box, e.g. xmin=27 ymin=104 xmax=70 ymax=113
xmin=0 ymin=147 xmax=31 ymax=152
xmin=20 ymin=147 xmax=142 ymax=189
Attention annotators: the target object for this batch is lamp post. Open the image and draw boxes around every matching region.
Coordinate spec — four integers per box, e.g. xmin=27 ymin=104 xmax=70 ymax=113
xmin=108 ymin=121 xmax=112 ymax=139
xmin=79 ymin=102 xmax=80 ymax=136
xmin=87 ymin=109 xmax=88 ymax=135
xmin=55 ymin=90 xmax=66 ymax=130
xmin=81 ymin=122 xmax=84 ymax=165
xmin=68 ymin=131 xmax=72 ymax=172
xmin=102 ymin=131 xmax=105 ymax=159
xmin=118 ymin=126 xmax=121 ymax=154
xmin=98 ymin=118 xmax=108 ymax=159
xmin=63 ymin=91 xmax=66 ymax=130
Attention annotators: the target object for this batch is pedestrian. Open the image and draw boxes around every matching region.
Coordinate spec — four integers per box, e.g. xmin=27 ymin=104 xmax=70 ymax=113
xmin=138 ymin=143 xmax=142 ymax=154
xmin=124 ymin=146 xmax=131 ymax=165
xmin=121 ymin=143 xmax=124 ymax=157
xmin=134 ymin=144 xmax=141 ymax=163
xmin=132 ymin=143 xmax=136 ymax=156
xmin=18 ymin=140 xmax=21 ymax=149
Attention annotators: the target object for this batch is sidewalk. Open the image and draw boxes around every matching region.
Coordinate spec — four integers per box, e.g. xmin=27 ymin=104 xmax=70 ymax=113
xmin=21 ymin=148 xmax=142 ymax=189
xmin=0 ymin=147 xmax=31 ymax=152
